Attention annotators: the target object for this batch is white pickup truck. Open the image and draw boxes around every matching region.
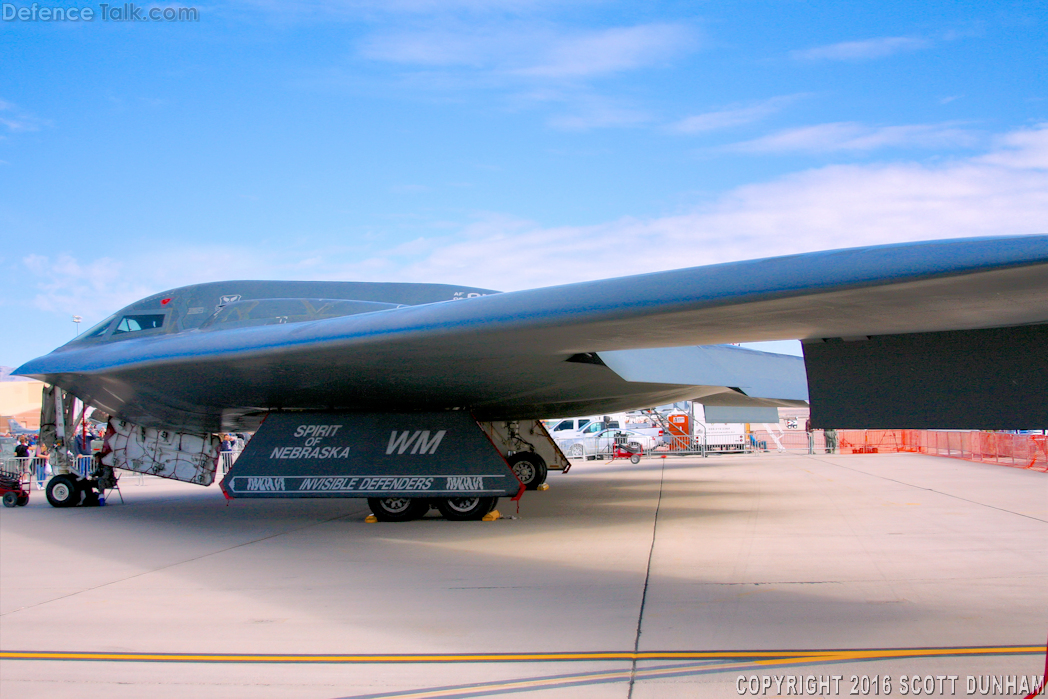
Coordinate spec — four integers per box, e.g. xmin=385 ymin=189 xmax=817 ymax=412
xmin=545 ymin=414 xmax=666 ymax=457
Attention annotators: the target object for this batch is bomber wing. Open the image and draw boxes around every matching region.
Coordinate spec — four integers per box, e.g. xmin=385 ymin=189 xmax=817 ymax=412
xmin=15 ymin=236 xmax=1048 ymax=431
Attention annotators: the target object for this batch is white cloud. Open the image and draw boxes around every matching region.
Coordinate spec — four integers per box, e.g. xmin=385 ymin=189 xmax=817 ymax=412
xmin=22 ymin=254 xmax=156 ymax=321
xmin=977 ymin=123 xmax=1048 ymax=170
xmin=791 ymin=36 xmax=929 ymax=61
xmin=0 ymin=99 xmax=42 ymax=133
xmin=546 ymin=98 xmax=650 ymax=130
xmin=729 ymin=122 xmax=978 ymax=154
xmin=359 ymin=27 xmax=507 ymax=66
xmin=361 ymin=22 xmax=695 ymax=79
xmin=23 ymin=125 xmax=1048 ymax=319
xmin=235 ymin=0 xmax=569 ymax=18
xmin=514 ymin=24 xmax=693 ymax=78
xmin=670 ymin=95 xmax=802 ymax=134
xmin=357 ymin=22 xmax=694 ymax=129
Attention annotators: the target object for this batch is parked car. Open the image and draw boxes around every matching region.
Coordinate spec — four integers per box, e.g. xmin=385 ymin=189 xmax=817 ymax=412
xmin=559 ymin=428 xmax=659 ymax=459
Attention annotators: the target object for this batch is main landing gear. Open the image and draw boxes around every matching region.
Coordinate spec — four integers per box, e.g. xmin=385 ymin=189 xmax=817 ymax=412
xmin=46 ymin=474 xmax=105 ymax=508
xmin=45 ymin=465 xmax=116 ymax=508
xmin=507 ymin=452 xmax=548 ymax=490
xmin=367 ymin=496 xmax=499 ymax=522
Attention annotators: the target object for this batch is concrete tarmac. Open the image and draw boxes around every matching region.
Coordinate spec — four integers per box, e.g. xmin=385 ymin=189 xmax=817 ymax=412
xmin=1 ymin=452 xmax=1045 ymax=698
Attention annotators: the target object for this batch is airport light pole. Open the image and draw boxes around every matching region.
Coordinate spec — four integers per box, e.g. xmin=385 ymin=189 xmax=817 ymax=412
xmin=73 ymin=315 xmax=82 ymax=336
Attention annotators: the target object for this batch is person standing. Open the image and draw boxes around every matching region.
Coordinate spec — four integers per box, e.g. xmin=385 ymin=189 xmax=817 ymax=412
xmin=33 ymin=438 xmax=50 ymax=489
xmin=824 ymin=428 xmax=838 ymax=454
xmin=76 ymin=430 xmax=94 ymax=455
xmin=14 ymin=436 xmax=31 ymax=481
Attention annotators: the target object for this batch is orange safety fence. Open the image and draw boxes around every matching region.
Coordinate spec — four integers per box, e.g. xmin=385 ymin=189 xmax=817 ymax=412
xmin=836 ymin=430 xmax=1048 ymax=472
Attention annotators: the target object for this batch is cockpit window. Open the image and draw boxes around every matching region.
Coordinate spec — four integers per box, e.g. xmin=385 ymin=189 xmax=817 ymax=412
xmin=198 ymin=298 xmax=403 ymax=331
xmin=81 ymin=315 xmax=116 ymax=339
xmin=112 ymin=314 xmax=166 ymax=335
xmin=200 ymin=300 xmax=315 ymax=330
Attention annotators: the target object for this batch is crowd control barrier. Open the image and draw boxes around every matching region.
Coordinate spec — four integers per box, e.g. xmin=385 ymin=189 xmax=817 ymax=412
xmin=748 ymin=428 xmax=815 ymax=454
xmin=0 ymin=457 xmax=53 ymax=490
xmin=219 ymin=449 xmax=243 ymax=475
xmin=835 ymin=430 xmax=1048 ymax=472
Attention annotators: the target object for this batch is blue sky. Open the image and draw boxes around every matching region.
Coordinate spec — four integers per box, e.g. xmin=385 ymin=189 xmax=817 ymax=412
xmin=1 ymin=0 xmax=1046 ymax=366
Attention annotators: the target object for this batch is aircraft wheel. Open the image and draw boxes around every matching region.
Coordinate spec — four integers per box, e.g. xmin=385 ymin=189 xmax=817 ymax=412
xmin=436 ymin=496 xmax=498 ymax=521
xmin=2 ymin=492 xmax=17 ymax=508
xmin=367 ymin=497 xmax=429 ymax=522
xmin=508 ymin=452 xmax=547 ymax=490
xmin=47 ymin=475 xmax=82 ymax=508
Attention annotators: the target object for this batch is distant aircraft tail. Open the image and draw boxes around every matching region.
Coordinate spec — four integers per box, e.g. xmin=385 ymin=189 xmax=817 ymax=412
xmin=6 ymin=419 xmax=34 ymax=435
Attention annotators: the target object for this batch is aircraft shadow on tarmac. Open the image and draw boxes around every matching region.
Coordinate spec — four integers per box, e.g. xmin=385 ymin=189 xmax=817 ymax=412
xmin=0 ymin=465 xmax=964 ymax=656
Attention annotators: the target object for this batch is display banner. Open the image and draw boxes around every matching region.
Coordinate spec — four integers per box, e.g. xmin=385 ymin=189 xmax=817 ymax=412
xmin=221 ymin=411 xmax=520 ymax=499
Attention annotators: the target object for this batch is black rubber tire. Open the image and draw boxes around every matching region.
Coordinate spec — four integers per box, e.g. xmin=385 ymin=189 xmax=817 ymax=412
xmin=17 ymin=493 xmax=29 ymax=506
xmin=436 ymin=496 xmax=499 ymax=521
xmin=47 ymin=475 xmax=81 ymax=508
xmin=2 ymin=492 xmax=17 ymax=508
xmin=367 ymin=497 xmax=430 ymax=522
xmin=508 ymin=452 xmax=548 ymax=490
xmin=630 ymin=453 xmax=641 ymax=464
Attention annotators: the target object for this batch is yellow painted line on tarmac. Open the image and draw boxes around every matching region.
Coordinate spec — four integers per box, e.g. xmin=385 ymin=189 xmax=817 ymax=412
xmin=0 ymin=651 xmax=805 ymax=663
xmin=0 ymin=646 xmax=1042 ymax=664
xmin=754 ymin=646 xmax=1046 ymax=666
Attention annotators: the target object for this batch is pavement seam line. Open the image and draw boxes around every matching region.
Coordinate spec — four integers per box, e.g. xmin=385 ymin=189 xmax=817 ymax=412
xmin=804 ymin=455 xmax=1048 ymax=524
xmin=627 ymin=457 xmax=667 ymax=699
xmin=0 ymin=509 xmax=361 ymax=618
